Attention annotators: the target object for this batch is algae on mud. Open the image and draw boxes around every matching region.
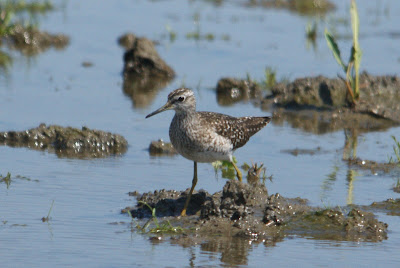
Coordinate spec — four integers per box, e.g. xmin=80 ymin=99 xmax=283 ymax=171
xmin=0 ymin=123 xmax=127 ymax=158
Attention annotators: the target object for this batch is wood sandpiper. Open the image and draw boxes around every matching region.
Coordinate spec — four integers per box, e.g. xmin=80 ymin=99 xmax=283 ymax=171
xmin=146 ymin=88 xmax=271 ymax=216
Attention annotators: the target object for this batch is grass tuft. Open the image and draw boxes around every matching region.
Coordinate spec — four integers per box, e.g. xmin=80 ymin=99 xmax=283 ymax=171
xmin=325 ymin=0 xmax=362 ymax=106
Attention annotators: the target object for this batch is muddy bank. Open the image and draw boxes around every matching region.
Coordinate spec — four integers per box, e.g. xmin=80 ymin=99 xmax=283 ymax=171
xmin=0 ymin=124 xmax=127 ymax=158
xmin=5 ymin=24 xmax=69 ymax=55
xmin=259 ymin=73 xmax=400 ymax=133
xmin=123 ymin=180 xmax=388 ymax=243
xmin=119 ymin=33 xmax=175 ymax=109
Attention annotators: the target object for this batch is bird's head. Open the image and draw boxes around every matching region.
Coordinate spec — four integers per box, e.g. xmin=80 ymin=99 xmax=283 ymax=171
xmin=146 ymin=88 xmax=196 ymax=118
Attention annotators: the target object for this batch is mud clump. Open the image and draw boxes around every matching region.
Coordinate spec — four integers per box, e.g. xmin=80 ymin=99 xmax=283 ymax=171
xmin=368 ymin=198 xmax=400 ymax=216
xmin=200 ymin=180 xmax=269 ymax=220
xmin=263 ymin=73 xmax=400 ymax=133
xmin=124 ymin=189 xmax=210 ymax=218
xmin=294 ymin=208 xmax=388 ymax=241
xmin=119 ymin=33 xmax=175 ymax=109
xmin=148 ymin=139 xmax=177 ymax=156
xmin=120 ymin=33 xmax=175 ymax=78
xmin=7 ymin=24 xmax=69 ymax=55
xmin=347 ymin=157 xmax=399 ymax=174
xmin=0 ymin=123 xmax=127 ymax=158
xmin=124 ymin=180 xmax=388 ymax=242
xmin=216 ymin=77 xmax=262 ymax=106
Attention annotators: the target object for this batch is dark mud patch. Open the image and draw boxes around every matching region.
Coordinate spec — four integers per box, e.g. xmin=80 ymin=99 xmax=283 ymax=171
xmin=216 ymin=77 xmax=262 ymax=106
xmin=5 ymin=24 xmax=69 ymax=55
xmin=0 ymin=123 xmax=127 ymax=158
xmin=123 ymin=180 xmax=388 ymax=243
xmin=262 ymin=73 xmax=400 ymax=133
xmin=149 ymin=139 xmax=177 ymax=156
xmin=119 ymin=33 xmax=175 ymax=109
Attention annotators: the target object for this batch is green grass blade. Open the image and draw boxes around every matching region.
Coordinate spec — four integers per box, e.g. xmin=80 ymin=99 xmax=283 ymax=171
xmin=324 ymin=29 xmax=347 ymax=72
xmin=350 ymin=0 xmax=362 ymax=99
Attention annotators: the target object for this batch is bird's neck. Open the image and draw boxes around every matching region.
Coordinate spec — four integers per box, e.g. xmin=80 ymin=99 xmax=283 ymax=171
xmin=175 ymin=108 xmax=196 ymax=119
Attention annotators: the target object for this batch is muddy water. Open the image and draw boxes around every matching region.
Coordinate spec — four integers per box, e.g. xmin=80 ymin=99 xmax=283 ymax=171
xmin=1 ymin=0 xmax=400 ymax=267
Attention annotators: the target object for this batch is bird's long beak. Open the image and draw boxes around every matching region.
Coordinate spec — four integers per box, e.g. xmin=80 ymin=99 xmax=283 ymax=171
xmin=145 ymin=102 xmax=173 ymax=118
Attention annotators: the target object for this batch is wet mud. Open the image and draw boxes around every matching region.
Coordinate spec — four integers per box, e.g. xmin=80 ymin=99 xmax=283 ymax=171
xmin=119 ymin=33 xmax=175 ymax=109
xmin=149 ymin=139 xmax=177 ymax=156
xmin=261 ymin=73 xmax=400 ymax=133
xmin=6 ymin=24 xmax=69 ymax=55
xmin=367 ymin=198 xmax=400 ymax=216
xmin=0 ymin=123 xmax=127 ymax=158
xmin=216 ymin=77 xmax=262 ymax=106
xmin=123 ymin=180 xmax=388 ymax=244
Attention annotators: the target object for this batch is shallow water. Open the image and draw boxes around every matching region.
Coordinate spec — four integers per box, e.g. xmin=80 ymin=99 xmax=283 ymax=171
xmin=1 ymin=0 xmax=400 ymax=267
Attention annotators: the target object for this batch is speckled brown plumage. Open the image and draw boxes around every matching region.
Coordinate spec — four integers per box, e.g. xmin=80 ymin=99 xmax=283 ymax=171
xmin=146 ymin=87 xmax=271 ymax=216
xmin=197 ymin=112 xmax=271 ymax=150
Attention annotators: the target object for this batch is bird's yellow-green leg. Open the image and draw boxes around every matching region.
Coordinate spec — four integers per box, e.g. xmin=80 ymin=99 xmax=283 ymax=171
xmin=232 ymin=161 xmax=242 ymax=182
xmin=181 ymin=162 xmax=198 ymax=216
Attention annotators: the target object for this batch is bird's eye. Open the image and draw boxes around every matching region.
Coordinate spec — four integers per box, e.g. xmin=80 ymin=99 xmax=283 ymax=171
xmin=178 ymin=96 xmax=185 ymax=102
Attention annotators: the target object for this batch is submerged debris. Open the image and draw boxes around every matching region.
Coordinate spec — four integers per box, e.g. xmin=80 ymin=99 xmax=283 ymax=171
xmin=123 ymin=180 xmax=388 ymax=243
xmin=0 ymin=123 xmax=127 ymax=158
